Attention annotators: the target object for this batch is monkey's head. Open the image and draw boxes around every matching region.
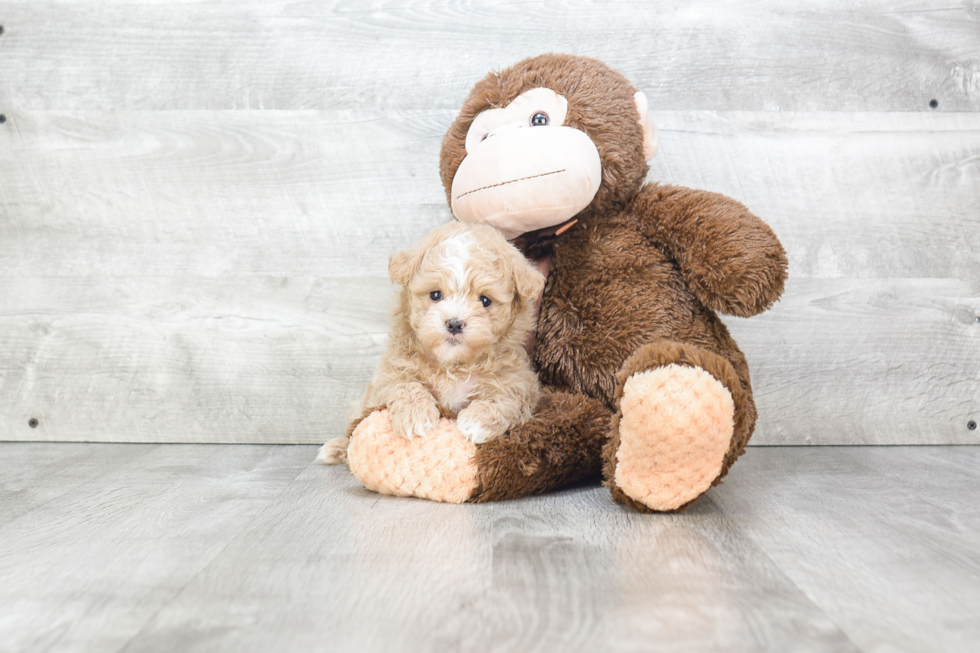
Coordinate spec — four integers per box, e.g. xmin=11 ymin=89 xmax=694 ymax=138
xmin=440 ymin=54 xmax=658 ymax=240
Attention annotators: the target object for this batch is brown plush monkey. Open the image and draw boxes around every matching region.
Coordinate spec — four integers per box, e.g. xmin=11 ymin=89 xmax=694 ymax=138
xmin=342 ymin=54 xmax=787 ymax=513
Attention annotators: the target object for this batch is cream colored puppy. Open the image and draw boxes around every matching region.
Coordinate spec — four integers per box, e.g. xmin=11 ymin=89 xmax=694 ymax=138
xmin=319 ymin=221 xmax=545 ymax=465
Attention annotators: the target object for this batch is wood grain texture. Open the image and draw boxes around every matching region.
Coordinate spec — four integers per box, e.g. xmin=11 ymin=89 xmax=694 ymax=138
xmin=2 ymin=2 xmax=978 ymax=444
xmin=121 ymin=455 xmax=497 ymax=653
xmin=0 ymin=444 xmax=312 ymax=653
xmin=0 ymin=109 xmax=449 ymax=279
xmin=2 ymin=110 xmax=977 ymax=443
xmin=3 ymin=443 xmax=978 ymax=652
xmin=0 ymin=276 xmax=391 ymax=443
xmin=1 ymin=110 xmax=977 ymax=280
xmin=1 ymin=1 xmax=978 ymax=112
xmin=430 ymin=490 xmax=858 ymax=652
xmin=731 ymin=277 xmax=980 ymax=445
xmin=712 ymin=446 xmax=980 ymax=653
xmin=0 ymin=443 xmax=155 ymax=526
xmin=649 ymin=112 xmax=980 ymax=282
xmin=116 ymin=454 xmax=857 ymax=653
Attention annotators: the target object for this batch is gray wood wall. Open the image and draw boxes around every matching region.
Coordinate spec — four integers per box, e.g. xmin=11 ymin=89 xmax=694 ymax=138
xmin=1 ymin=0 xmax=978 ymax=445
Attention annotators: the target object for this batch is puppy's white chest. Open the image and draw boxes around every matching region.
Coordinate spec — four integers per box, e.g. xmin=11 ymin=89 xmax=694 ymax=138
xmin=434 ymin=375 xmax=479 ymax=415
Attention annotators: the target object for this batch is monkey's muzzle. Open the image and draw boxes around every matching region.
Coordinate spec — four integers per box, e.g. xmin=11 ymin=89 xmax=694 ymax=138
xmin=451 ymin=126 xmax=601 ymax=240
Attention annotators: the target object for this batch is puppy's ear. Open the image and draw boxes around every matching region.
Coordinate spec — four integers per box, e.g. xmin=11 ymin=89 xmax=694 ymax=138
xmin=510 ymin=254 xmax=546 ymax=305
xmin=390 ymin=222 xmax=462 ymax=286
xmin=388 ymin=247 xmax=422 ymax=287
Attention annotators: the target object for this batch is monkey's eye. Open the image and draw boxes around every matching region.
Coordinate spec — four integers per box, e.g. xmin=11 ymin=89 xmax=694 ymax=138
xmin=430 ymin=291 xmax=443 ymax=302
xmin=479 ymin=295 xmax=492 ymax=308
xmin=530 ymin=112 xmax=549 ymax=127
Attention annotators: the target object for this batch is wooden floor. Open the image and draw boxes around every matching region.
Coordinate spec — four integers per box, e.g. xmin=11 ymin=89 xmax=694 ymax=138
xmin=1 ymin=445 xmax=978 ymax=653
xmin=3 ymin=1 xmax=978 ymax=446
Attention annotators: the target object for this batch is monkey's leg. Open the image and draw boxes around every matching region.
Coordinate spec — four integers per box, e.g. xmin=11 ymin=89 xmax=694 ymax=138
xmin=344 ymin=389 xmax=610 ymax=504
xmin=470 ymin=388 xmax=611 ymax=502
xmin=603 ymin=341 xmax=756 ymax=513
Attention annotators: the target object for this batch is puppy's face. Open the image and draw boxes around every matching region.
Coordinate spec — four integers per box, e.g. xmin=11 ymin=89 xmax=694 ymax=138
xmin=390 ymin=223 xmax=544 ymax=365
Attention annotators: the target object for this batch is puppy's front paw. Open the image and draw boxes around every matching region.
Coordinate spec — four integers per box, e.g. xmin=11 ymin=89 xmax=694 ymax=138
xmin=316 ymin=437 xmax=349 ymax=466
xmin=456 ymin=408 xmax=497 ymax=445
xmin=389 ymin=399 xmax=440 ymax=439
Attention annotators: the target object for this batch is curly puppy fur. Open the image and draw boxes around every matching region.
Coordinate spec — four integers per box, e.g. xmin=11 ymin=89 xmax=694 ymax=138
xmin=319 ymin=222 xmax=545 ymax=464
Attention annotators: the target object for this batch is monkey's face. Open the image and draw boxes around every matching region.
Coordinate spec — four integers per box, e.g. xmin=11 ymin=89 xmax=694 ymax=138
xmin=450 ymin=88 xmax=603 ymax=240
xmin=442 ymin=54 xmax=660 ymax=240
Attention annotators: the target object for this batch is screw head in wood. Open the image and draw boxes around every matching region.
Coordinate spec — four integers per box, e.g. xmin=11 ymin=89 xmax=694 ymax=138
xmin=0 ymin=25 xmax=5 ymax=36
xmin=28 ymin=418 xmax=39 ymax=428
xmin=929 ymin=99 xmax=938 ymax=109
xmin=969 ymin=421 xmax=977 ymax=431
xmin=0 ymin=115 xmax=6 ymax=124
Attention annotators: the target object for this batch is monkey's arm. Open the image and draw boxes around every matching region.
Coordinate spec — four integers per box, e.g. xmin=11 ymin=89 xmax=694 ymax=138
xmin=634 ymin=184 xmax=788 ymax=317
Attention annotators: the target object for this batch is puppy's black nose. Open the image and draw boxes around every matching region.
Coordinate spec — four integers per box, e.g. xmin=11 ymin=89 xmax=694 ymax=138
xmin=446 ymin=318 xmax=464 ymax=335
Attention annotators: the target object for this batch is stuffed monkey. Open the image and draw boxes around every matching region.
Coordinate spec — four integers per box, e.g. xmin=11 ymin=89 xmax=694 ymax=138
xmin=342 ymin=54 xmax=787 ymax=513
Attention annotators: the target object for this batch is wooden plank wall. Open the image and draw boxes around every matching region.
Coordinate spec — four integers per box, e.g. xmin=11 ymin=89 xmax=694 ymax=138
xmin=0 ymin=0 xmax=977 ymax=444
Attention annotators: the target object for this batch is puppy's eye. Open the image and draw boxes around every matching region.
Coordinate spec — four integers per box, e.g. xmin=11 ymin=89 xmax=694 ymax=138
xmin=479 ymin=295 xmax=492 ymax=308
xmin=430 ymin=291 xmax=443 ymax=302
xmin=530 ymin=112 xmax=549 ymax=127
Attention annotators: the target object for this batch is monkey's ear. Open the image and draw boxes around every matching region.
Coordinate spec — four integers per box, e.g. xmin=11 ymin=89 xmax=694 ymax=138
xmin=388 ymin=248 xmax=421 ymax=287
xmin=634 ymin=91 xmax=659 ymax=161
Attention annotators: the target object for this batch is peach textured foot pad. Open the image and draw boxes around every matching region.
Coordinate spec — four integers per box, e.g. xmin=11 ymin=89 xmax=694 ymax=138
xmin=347 ymin=410 xmax=480 ymax=504
xmin=615 ymin=364 xmax=735 ymax=511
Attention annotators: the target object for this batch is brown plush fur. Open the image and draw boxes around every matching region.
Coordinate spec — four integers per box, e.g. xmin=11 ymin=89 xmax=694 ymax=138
xmin=472 ymin=387 xmax=611 ymax=502
xmin=440 ymin=54 xmax=788 ymax=511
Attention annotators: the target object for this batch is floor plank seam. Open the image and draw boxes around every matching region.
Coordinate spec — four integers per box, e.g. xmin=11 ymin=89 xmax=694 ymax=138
xmin=0 ymin=444 xmax=163 ymax=529
xmin=112 ymin=448 xmax=316 ymax=653
xmin=702 ymin=495 xmax=868 ymax=652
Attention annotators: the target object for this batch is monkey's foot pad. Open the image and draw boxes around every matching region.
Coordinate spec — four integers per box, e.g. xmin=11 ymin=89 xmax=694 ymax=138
xmin=347 ymin=410 xmax=479 ymax=504
xmin=614 ymin=364 xmax=735 ymax=511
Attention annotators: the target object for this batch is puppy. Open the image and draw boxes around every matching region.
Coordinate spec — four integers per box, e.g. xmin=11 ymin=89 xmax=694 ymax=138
xmin=318 ymin=221 xmax=545 ymax=465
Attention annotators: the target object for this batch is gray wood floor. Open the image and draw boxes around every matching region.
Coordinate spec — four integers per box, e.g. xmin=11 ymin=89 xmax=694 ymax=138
xmin=1 ymin=444 xmax=978 ymax=652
